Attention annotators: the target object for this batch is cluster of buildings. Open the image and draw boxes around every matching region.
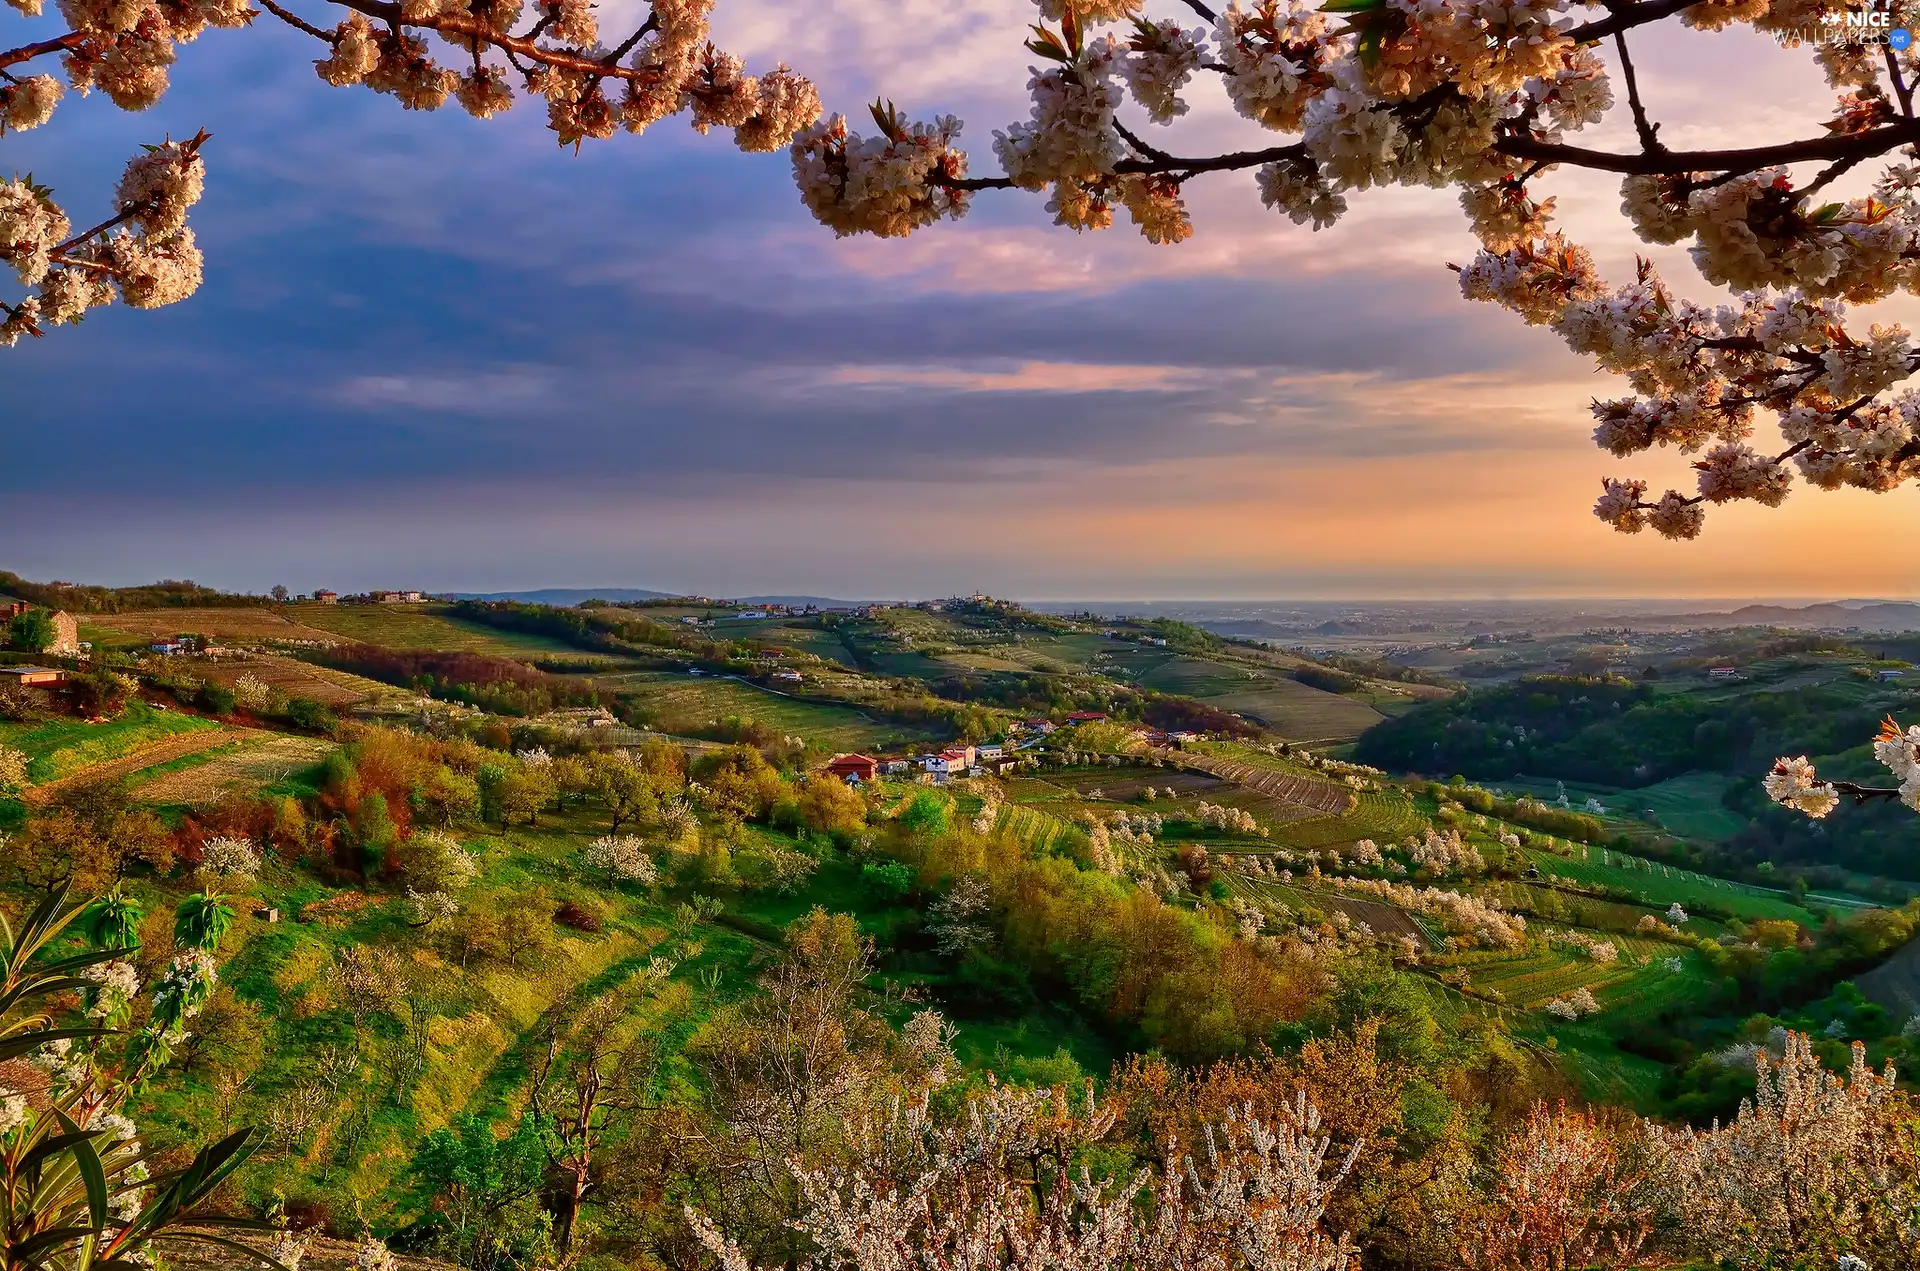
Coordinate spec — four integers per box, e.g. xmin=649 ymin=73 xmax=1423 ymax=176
xmin=826 ymin=742 xmax=1020 ymax=785
xmin=147 ymin=634 xmax=234 ymax=659
xmin=308 ymin=589 xmax=425 ymax=605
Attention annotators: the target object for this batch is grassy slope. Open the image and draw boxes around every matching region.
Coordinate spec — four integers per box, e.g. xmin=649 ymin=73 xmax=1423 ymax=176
xmin=0 ymin=701 xmax=220 ymax=783
xmin=608 ymin=671 xmax=939 ymax=751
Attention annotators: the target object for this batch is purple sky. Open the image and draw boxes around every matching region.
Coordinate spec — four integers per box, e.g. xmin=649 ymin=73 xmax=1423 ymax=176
xmin=4 ymin=1 xmax=1916 ymax=600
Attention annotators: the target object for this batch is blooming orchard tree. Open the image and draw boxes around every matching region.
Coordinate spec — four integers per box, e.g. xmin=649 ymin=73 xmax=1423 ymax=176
xmin=2 ymin=0 xmax=823 ymax=343
xmin=0 ymin=742 xmax=26 ymax=794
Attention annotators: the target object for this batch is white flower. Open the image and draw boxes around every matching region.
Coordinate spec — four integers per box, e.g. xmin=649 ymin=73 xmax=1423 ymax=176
xmin=1 ymin=76 xmax=63 ymax=133
xmin=1764 ymin=756 xmax=1839 ymax=818
xmin=1106 ymin=19 xmax=1204 ymax=124
xmin=115 ymin=141 xmax=204 ymax=236
xmin=199 ymin=835 xmax=261 ymax=880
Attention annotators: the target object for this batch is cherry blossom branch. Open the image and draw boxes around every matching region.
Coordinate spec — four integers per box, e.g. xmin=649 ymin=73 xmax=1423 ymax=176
xmin=0 ymin=33 xmax=85 ymax=71
xmin=1830 ymin=780 xmax=1904 ymax=806
xmin=315 ymin=0 xmax=672 ymax=82
xmin=1501 ymin=118 xmax=1920 ymax=174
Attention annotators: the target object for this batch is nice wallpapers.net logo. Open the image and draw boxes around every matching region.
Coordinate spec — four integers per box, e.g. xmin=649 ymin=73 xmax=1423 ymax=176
xmin=1806 ymin=2 xmax=1913 ymax=47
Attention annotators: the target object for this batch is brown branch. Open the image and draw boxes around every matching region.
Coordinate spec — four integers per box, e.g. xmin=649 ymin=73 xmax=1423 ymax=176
xmin=1564 ymin=0 xmax=1703 ymax=44
xmin=0 ymin=32 xmax=85 ymax=71
xmin=1613 ymin=30 xmax=1662 ymax=154
xmin=1887 ymin=42 xmax=1915 ymax=119
xmin=1830 ymin=779 xmax=1905 ymax=806
xmin=327 ymin=0 xmax=668 ymax=81
xmin=257 ymin=0 xmax=337 ymax=42
xmin=602 ymin=12 xmax=658 ymax=66
xmin=1177 ymin=0 xmax=1219 ymax=21
xmin=1499 ymin=118 xmax=1920 ymax=175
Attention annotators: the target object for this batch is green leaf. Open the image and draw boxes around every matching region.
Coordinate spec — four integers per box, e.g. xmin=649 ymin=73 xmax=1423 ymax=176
xmin=72 ymin=1131 xmax=110 ymax=1233
xmin=1320 ymin=0 xmax=1385 ymax=11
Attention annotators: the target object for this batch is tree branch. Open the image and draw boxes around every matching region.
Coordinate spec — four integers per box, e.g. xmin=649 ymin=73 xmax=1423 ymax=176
xmin=1613 ymin=31 xmax=1662 ymax=154
xmin=1176 ymin=0 xmax=1219 ymax=21
xmin=602 ymin=12 xmax=658 ymax=66
xmin=256 ymin=0 xmax=337 ymax=43
xmin=325 ymin=0 xmax=672 ymax=81
xmin=1499 ymin=118 xmax=1920 ymax=175
xmin=0 ymin=32 xmax=85 ymax=72
xmin=1564 ymin=0 xmax=1703 ymax=44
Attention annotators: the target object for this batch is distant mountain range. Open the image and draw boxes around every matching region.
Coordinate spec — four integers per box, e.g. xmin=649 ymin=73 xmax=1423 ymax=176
xmin=1642 ymin=601 xmax=1920 ymax=632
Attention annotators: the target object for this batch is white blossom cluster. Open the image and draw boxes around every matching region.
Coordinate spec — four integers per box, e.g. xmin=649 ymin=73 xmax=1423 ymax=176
xmin=150 ymin=949 xmax=218 ymax=1041
xmin=691 ymin=1082 xmax=1360 ymax=1271
xmin=1649 ymin=1034 xmax=1902 ymax=1266
xmin=1194 ymin=801 xmax=1264 ymax=834
xmin=82 ymin=959 xmax=141 ymax=1020
xmin=1769 ymin=718 xmax=1920 ymax=819
xmin=1548 ymin=929 xmax=1619 ymax=963
xmin=585 ymin=833 xmax=659 ymax=885
xmin=1406 ymin=826 xmax=1484 ymax=876
xmin=1543 ymin=986 xmax=1600 ymax=1020
xmin=793 ymin=107 xmax=969 ymax=239
xmin=1332 ymin=875 xmax=1525 ymax=947
xmin=198 ymin=834 xmax=261 ymax=880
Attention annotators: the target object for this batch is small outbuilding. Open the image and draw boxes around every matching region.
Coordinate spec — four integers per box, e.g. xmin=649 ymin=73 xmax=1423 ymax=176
xmin=0 ymin=666 xmax=66 ymax=687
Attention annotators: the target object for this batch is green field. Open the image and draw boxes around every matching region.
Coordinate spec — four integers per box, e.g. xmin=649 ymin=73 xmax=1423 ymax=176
xmin=287 ymin=604 xmax=586 ymax=656
xmin=0 ymin=701 xmax=220 ymax=783
xmin=1525 ymin=844 xmax=1819 ymax=923
xmin=1197 ymin=682 xmax=1384 ymax=741
xmin=1492 ymin=771 xmax=1745 ymax=843
xmin=608 ymin=672 xmax=942 ymax=751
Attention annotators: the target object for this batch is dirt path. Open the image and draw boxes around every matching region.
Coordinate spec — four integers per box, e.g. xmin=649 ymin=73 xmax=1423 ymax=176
xmin=22 ymin=727 xmax=247 ymax=805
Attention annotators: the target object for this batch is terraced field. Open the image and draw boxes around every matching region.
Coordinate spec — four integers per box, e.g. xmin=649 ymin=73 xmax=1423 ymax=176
xmin=1171 ymin=751 xmax=1355 ymax=815
xmin=994 ymin=804 xmax=1083 ymax=855
xmin=131 ymin=733 xmax=336 ymax=805
xmin=607 ymin=672 xmax=938 ymax=751
xmin=1224 ymin=872 xmax=1433 ymax=947
xmin=194 ymin=653 xmax=396 ymax=707
xmin=1 ymin=701 xmax=224 ymax=786
xmin=1196 ymin=681 xmax=1384 ymax=742
xmin=1525 ymin=845 xmax=1818 ymax=923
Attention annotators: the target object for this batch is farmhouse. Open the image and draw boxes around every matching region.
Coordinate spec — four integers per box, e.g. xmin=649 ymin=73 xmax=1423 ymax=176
xmin=1877 ymin=669 xmax=1907 ymax=682
xmin=1066 ymin=710 xmax=1109 ymax=723
xmin=0 ymin=666 xmax=66 ymax=687
xmin=313 ymin=590 xmax=339 ymax=604
xmin=1707 ymin=666 xmax=1740 ymax=680
xmin=150 ymin=639 xmax=186 ymax=655
xmin=975 ymin=742 xmax=1005 ymax=762
xmin=878 ymin=757 xmax=912 ymax=775
xmin=825 ymin=753 xmax=880 ymax=783
xmin=771 ymin=670 xmax=803 ymax=682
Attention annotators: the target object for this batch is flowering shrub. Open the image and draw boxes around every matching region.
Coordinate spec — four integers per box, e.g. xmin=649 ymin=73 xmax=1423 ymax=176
xmin=0 ymin=742 xmax=27 ymax=794
xmin=0 ymin=885 xmax=262 ymax=1268
xmin=689 ymin=1083 xmax=1361 ymax=1271
xmin=197 ymin=834 xmax=261 ymax=881
xmin=583 ymin=833 xmax=659 ymax=886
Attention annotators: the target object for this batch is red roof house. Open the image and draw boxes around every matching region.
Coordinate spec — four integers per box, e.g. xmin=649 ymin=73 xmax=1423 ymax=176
xmin=826 ymin=753 xmax=880 ymax=783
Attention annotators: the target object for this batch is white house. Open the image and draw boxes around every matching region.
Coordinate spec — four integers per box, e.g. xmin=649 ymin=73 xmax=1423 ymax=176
xmin=976 ymin=742 xmax=1005 ymax=762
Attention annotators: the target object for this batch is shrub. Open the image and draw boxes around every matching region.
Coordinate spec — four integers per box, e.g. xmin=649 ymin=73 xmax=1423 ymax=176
xmin=860 ymin=859 xmax=915 ymax=901
xmin=554 ymin=900 xmax=602 ymax=932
